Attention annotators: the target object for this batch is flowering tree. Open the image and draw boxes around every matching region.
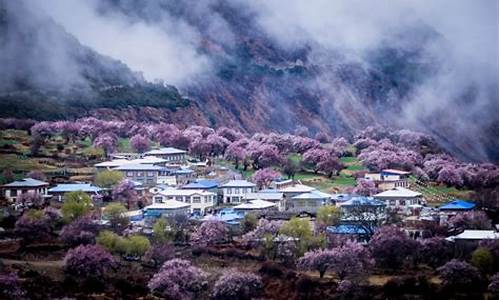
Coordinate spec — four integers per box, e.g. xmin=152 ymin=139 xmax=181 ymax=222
xmin=416 ymin=237 xmax=454 ymax=268
xmin=64 ymin=244 xmax=115 ymax=281
xmin=224 ymin=142 xmax=247 ymax=169
xmin=206 ymin=134 xmax=231 ymax=156
xmin=148 ymin=259 xmax=207 ymax=300
xmin=447 ymin=211 xmax=491 ymax=232
xmin=369 ymin=226 xmax=418 ymax=270
xmin=15 ymin=191 xmax=45 ymax=209
xmin=437 ymin=259 xmax=481 ymax=290
xmin=143 ymin=242 xmax=175 ymax=267
xmin=129 ymin=134 xmax=151 ymax=153
xmin=191 ymin=219 xmax=228 ymax=246
xmin=303 ymin=148 xmax=329 ymax=170
xmin=93 ymin=132 xmax=118 ymax=156
xmin=216 ymin=127 xmax=244 ymax=142
xmin=297 ymin=249 xmax=336 ymax=278
xmin=292 ymin=137 xmax=320 ymax=153
xmin=212 ymin=270 xmax=263 ymax=300
xmin=437 ymin=166 xmax=464 ymax=187
xmin=189 ymin=137 xmax=212 ymax=159
xmin=26 ymin=170 xmax=47 ymax=181
xmin=316 ymin=156 xmax=344 ymax=177
xmin=248 ymin=143 xmax=284 ymax=169
xmin=0 ymin=271 xmax=25 ymax=299
xmin=252 ymin=168 xmax=281 ymax=189
xmin=314 ymin=132 xmax=329 ymax=143
xmin=298 ymin=240 xmax=373 ymax=279
xmin=15 ymin=208 xmax=61 ymax=243
xmin=353 ymin=178 xmax=379 ymax=196
xmin=60 ymin=215 xmax=100 ymax=247
xmin=112 ymin=179 xmax=139 ymax=209
xmin=489 ymin=273 xmax=499 ymax=294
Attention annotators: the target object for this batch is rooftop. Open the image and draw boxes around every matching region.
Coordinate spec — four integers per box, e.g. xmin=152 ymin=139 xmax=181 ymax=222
xmin=48 ymin=183 xmax=102 ymax=193
xmin=326 ymin=224 xmax=374 ymax=235
xmin=220 ymin=180 xmax=256 ymax=188
xmin=144 ymin=200 xmax=191 ymax=210
xmin=446 ymin=230 xmax=499 ymax=241
xmin=381 ymin=169 xmax=411 ymax=175
xmin=292 ymin=190 xmax=332 ymax=200
xmin=113 ymin=164 xmax=164 ymax=171
xmin=374 ymin=187 xmax=422 ymax=198
xmin=159 ymin=189 xmax=216 ymax=197
xmin=182 ymin=179 xmax=219 ymax=189
xmin=339 ymin=196 xmax=385 ymax=207
xmin=3 ymin=178 xmax=48 ymax=187
xmin=144 ymin=147 xmax=187 ymax=155
xmin=233 ymin=199 xmax=276 ymax=210
xmin=439 ymin=199 xmax=476 ymax=211
xmin=279 ymin=184 xmax=316 ymax=193
xmin=245 ymin=192 xmax=284 ymax=201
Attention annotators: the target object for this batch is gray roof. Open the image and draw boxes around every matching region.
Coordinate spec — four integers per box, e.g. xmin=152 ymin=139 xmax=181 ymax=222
xmin=220 ymin=180 xmax=256 ymax=188
xmin=114 ymin=164 xmax=163 ymax=171
xmin=48 ymin=183 xmax=102 ymax=193
xmin=292 ymin=190 xmax=332 ymax=200
xmin=245 ymin=192 xmax=284 ymax=201
xmin=3 ymin=178 xmax=48 ymax=187
xmin=144 ymin=147 xmax=187 ymax=155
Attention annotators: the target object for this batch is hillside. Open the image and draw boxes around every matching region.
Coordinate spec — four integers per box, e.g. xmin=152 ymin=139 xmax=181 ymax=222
xmin=0 ymin=0 xmax=497 ymax=162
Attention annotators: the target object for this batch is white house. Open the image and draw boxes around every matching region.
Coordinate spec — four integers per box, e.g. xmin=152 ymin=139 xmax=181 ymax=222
xmin=152 ymin=189 xmax=216 ymax=215
xmin=233 ymin=199 xmax=277 ymax=212
xmin=48 ymin=183 xmax=102 ymax=201
xmin=245 ymin=191 xmax=285 ymax=211
xmin=289 ymin=190 xmax=332 ymax=214
xmin=364 ymin=169 xmax=411 ymax=191
xmin=143 ymin=201 xmax=191 ymax=219
xmin=143 ymin=147 xmax=187 ymax=162
xmin=373 ymin=187 xmax=423 ymax=213
xmin=279 ymin=184 xmax=316 ymax=199
xmin=220 ymin=180 xmax=256 ymax=204
xmin=2 ymin=178 xmax=50 ymax=202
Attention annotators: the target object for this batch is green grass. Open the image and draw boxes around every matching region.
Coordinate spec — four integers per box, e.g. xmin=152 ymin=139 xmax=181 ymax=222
xmin=0 ymin=139 xmax=16 ymax=147
xmin=288 ymin=153 xmax=302 ymax=164
xmin=340 ymin=156 xmax=357 ymax=164
xmin=118 ymin=138 xmax=131 ymax=152
xmin=0 ymin=154 xmax=48 ymax=172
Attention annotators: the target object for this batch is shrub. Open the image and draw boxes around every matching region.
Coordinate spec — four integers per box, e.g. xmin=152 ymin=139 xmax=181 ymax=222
xmin=63 ymin=244 xmax=115 ymax=281
xmin=60 ymin=215 xmax=100 ymax=247
xmin=15 ymin=208 xmax=61 ymax=243
xmin=437 ymin=259 xmax=481 ymax=291
xmin=369 ymin=226 xmax=418 ymax=270
xmin=471 ymin=247 xmax=495 ymax=274
xmin=103 ymin=202 xmax=129 ymax=231
xmin=191 ymin=219 xmax=228 ymax=246
xmin=0 ymin=270 xmax=25 ymax=299
xmin=61 ymin=191 xmax=93 ymax=222
xmin=212 ymin=269 xmax=263 ymax=300
xmin=148 ymin=259 xmax=206 ymax=299
xmin=94 ymin=170 xmax=123 ymax=189
xmin=152 ymin=218 xmax=173 ymax=243
xmin=143 ymin=242 xmax=175 ymax=267
xmin=122 ymin=235 xmax=151 ymax=258
xmin=96 ymin=230 xmax=123 ymax=253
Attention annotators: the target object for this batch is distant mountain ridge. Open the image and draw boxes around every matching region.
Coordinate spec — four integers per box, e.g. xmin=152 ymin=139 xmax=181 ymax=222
xmin=0 ymin=0 xmax=497 ymax=163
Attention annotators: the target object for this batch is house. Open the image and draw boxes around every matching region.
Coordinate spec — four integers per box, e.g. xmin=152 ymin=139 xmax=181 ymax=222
xmin=95 ymin=156 xmax=167 ymax=172
xmin=446 ymin=230 xmax=499 ymax=257
xmin=338 ymin=196 xmax=386 ymax=221
xmin=110 ymin=152 xmax=142 ymax=160
xmin=245 ymin=191 xmax=285 ymax=211
xmin=326 ymin=224 xmax=375 ymax=243
xmin=149 ymin=184 xmax=174 ymax=194
xmin=289 ymin=190 xmax=332 ymax=214
xmin=157 ymin=167 xmax=194 ymax=186
xmin=220 ymin=180 xmax=256 ymax=204
xmin=2 ymin=178 xmax=50 ymax=202
xmin=143 ymin=147 xmax=187 ymax=162
xmin=182 ymin=179 xmax=219 ymax=193
xmin=48 ymin=183 xmax=102 ymax=201
xmin=152 ymin=189 xmax=216 ymax=215
xmin=233 ymin=199 xmax=277 ymax=212
xmin=201 ymin=208 xmax=245 ymax=226
xmin=364 ymin=169 xmax=411 ymax=191
xmin=279 ymin=184 xmax=317 ymax=199
xmin=373 ymin=187 xmax=423 ymax=213
xmin=113 ymin=164 xmax=163 ymax=186
xmin=143 ymin=201 xmax=191 ymax=219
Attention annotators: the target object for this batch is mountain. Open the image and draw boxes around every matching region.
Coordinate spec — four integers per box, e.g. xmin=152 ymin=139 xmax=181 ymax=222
xmin=0 ymin=0 xmax=497 ymax=162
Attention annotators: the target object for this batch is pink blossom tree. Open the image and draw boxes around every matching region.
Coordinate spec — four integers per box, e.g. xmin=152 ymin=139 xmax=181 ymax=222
xmin=248 ymin=143 xmax=284 ymax=169
xmin=224 ymin=142 xmax=247 ymax=169
xmin=437 ymin=259 xmax=481 ymax=291
xmin=297 ymin=249 xmax=336 ymax=278
xmin=206 ymin=134 xmax=230 ymax=156
xmin=15 ymin=191 xmax=45 ymax=209
xmin=112 ymin=179 xmax=139 ymax=209
xmin=447 ymin=211 xmax=491 ymax=231
xmin=0 ymin=271 xmax=25 ymax=299
xmin=189 ymin=137 xmax=212 ymax=159
xmin=252 ymin=168 xmax=281 ymax=189
xmin=64 ymin=244 xmax=115 ymax=281
xmin=416 ymin=237 xmax=454 ymax=268
xmin=216 ymin=127 xmax=244 ymax=142
xmin=93 ymin=132 xmax=118 ymax=156
xmin=148 ymin=259 xmax=207 ymax=299
xmin=60 ymin=215 xmax=100 ymax=247
xmin=191 ymin=219 xmax=229 ymax=246
xmin=317 ymin=156 xmax=344 ymax=177
xmin=303 ymin=148 xmax=329 ymax=172
xmin=314 ymin=132 xmax=329 ymax=143
xmin=129 ymin=134 xmax=151 ymax=153
xmin=353 ymin=178 xmax=379 ymax=196
xmin=369 ymin=226 xmax=418 ymax=270
xmin=212 ymin=269 xmax=263 ymax=300
xmin=437 ymin=166 xmax=464 ymax=187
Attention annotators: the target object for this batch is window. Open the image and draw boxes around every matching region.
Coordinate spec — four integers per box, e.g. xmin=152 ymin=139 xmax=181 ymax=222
xmin=137 ymin=171 xmax=144 ymax=177
xmin=231 ymin=196 xmax=240 ymax=203
xmin=176 ymin=196 xmax=183 ymax=201
xmin=147 ymin=171 xmax=155 ymax=177
xmin=154 ymin=196 xmax=163 ymax=203
xmin=297 ymin=200 xmax=306 ymax=207
xmin=235 ymin=188 xmax=240 ymax=194
xmin=126 ymin=172 xmax=134 ymax=177
xmin=192 ymin=196 xmax=201 ymax=203
xmin=146 ymin=178 xmax=154 ymax=184
xmin=399 ymin=200 xmax=406 ymax=206
xmin=226 ymin=188 xmax=232 ymax=195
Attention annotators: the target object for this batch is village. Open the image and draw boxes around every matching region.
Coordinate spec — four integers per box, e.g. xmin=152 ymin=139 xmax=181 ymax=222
xmin=0 ymin=120 xmax=497 ymax=299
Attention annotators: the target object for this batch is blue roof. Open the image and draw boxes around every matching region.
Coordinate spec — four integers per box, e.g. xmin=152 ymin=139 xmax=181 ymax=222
xmin=326 ymin=224 xmax=374 ymax=235
xmin=439 ymin=199 xmax=476 ymax=211
xmin=48 ymin=183 xmax=102 ymax=193
xmin=182 ymin=179 xmax=218 ymax=189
